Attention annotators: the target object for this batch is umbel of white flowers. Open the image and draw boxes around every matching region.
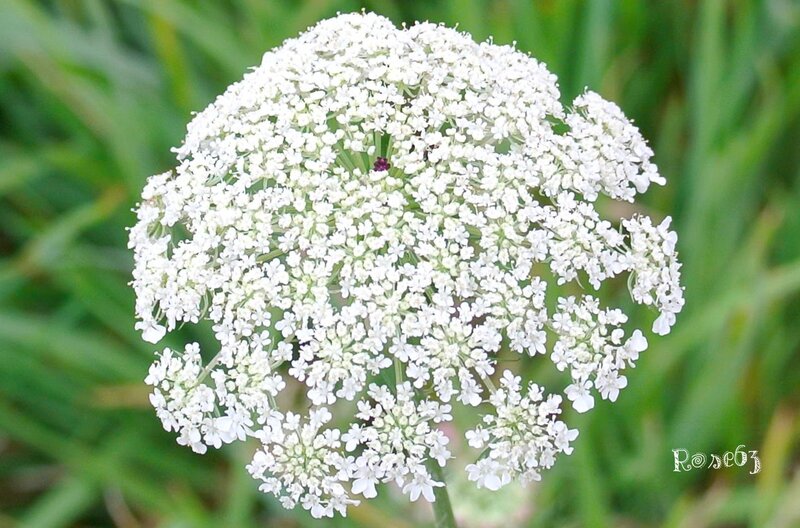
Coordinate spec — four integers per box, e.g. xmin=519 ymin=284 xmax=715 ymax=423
xmin=130 ymin=12 xmax=684 ymax=519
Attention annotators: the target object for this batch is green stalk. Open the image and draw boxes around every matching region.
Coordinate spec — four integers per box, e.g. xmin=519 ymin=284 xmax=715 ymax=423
xmin=427 ymin=460 xmax=458 ymax=528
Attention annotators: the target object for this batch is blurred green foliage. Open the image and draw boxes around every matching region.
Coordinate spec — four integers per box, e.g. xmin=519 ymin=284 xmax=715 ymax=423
xmin=1 ymin=0 xmax=800 ymax=527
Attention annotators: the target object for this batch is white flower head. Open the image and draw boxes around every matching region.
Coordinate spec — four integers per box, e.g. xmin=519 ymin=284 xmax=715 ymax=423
xmin=130 ymin=11 xmax=683 ymax=517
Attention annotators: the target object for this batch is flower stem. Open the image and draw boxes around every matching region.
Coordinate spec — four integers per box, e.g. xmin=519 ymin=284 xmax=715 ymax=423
xmin=427 ymin=460 xmax=458 ymax=528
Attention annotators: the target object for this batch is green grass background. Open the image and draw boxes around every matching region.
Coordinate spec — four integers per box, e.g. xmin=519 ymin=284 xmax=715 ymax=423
xmin=1 ymin=0 xmax=799 ymax=527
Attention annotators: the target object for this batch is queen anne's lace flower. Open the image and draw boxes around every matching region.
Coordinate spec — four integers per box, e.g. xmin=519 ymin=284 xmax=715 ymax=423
xmin=130 ymin=12 xmax=683 ymax=518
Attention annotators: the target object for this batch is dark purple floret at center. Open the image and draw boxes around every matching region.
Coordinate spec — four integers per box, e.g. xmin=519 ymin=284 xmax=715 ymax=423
xmin=373 ymin=157 xmax=390 ymax=172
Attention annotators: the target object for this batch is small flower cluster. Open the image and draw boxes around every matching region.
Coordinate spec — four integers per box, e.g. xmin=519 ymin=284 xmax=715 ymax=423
xmin=345 ymin=383 xmax=451 ymax=502
xmin=130 ymin=12 xmax=683 ymax=517
xmin=558 ymin=91 xmax=665 ymax=201
xmin=465 ymin=372 xmax=577 ymax=489
xmin=551 ymin=296 xmax=648 ymax=413
xmin=247 ymin=408 xmax=355 ymax=517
